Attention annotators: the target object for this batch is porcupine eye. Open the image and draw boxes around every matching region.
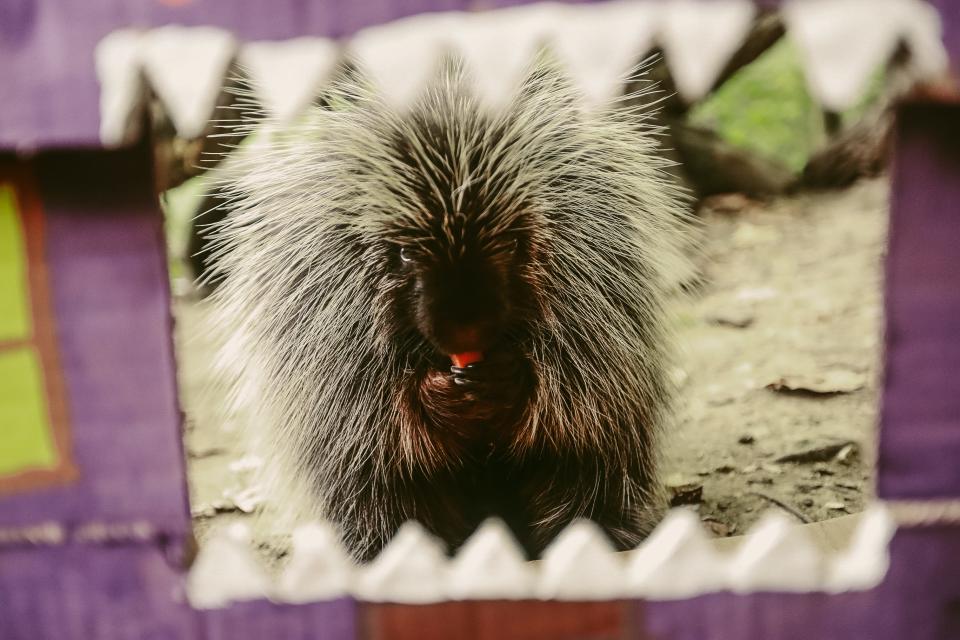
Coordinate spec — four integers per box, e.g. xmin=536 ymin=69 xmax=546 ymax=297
xmin=399 ymin=247 xmax=414 ymax=265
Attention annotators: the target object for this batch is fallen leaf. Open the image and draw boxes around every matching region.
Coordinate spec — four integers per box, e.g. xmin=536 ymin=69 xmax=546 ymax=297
xmin=702 ymin=518 xmax=736 ymax=536
xmin=766 ymin=368 xmax=865 ymax=395
xmin=776 ymin=441 xmax=859 ymax=464
xmin=702 ymin=193 xmax=754 ymax=214
xmin=705 ymin=308 xmax=755 ymax=329
xmin=667 ymin=480 xmax=704 ymax=507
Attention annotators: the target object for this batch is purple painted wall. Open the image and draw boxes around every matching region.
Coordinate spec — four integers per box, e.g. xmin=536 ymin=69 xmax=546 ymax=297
xmin=0 ymin=0 xmax=471 ymax=149
xmin=931 ymin=0 xmax=960 ymax=64
xmin=1 ymin=1 xmax=959 ymax=638
xmin=0 ymin=544 xmax=360 ymax=640
xmin=643 ymin=528 xmax=960 ymax=639
xmin=879 ymin=102 xmax=960 ymax=499
xmin=0 ymin=143 xmax=189 ymax=541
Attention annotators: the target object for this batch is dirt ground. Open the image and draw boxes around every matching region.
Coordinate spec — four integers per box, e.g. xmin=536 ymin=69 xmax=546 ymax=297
xmin=174 ymin=178 xmax=887 ymax=554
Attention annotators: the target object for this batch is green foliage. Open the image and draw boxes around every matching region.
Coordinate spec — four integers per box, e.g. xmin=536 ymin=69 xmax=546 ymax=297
xmin=691 ymin=38 xmax=886 ymax=174
xmin=160 ymin=174 xmax=207 ymax=281
xmin=691 ymin=39 xmax=825 ymax=173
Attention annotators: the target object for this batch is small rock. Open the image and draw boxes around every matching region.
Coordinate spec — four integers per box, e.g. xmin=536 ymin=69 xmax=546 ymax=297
xmin=760 ymin=463 xmax=783 ymax=475
xmin=738 ymin=434 xmax=756 ymax=445
xmin=800 ymin=498 xmax=815 ymax=508
xmin=825 ymin=501 xmax=847 ymax=512
xmin=814 ymin=465 xmax=836 ymax=477
xmin=223 ymin=486 xmax=264 ymax=514
xmin=714 ymin=464 xmax=736 ymax=474
xmin=741 ymin=463 xmax=759 ymax=473
xmin=228 ymin=455 xmax=264 ymax=474
xmin=796 ymin=483 xmax=823 ymax=493
xmin=836 ymin=444 xmax=858 ymax=464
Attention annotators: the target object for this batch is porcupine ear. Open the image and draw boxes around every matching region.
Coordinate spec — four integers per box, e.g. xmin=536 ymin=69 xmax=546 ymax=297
xmin=514 ymin=48 xmax=580 ymax=113
xmin=313 ymin=59 xmax=367 ymax=110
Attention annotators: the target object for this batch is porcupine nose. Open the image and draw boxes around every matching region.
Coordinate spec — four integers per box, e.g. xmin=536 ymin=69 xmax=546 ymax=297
xmin=430 ymin=286 xmax=504 ymax=353
xmin=421 ymin=254 xmax=508 ymax=354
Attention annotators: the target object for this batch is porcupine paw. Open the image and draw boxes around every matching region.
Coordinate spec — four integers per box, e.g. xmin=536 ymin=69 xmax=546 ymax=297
xmin=450 ymin=361 xmax=491 ymax=391
xmin=450 ymin=350 xmax=527 ymax=400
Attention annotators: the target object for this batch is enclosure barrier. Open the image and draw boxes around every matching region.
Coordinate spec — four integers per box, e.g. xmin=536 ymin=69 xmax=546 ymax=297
xmin=90 ymin=0 xmax=945 ymax=146
xmin=2 ymin=0 xmax=960 ymax=638
xmin=184 ymin=507 xmax=896 ymax=609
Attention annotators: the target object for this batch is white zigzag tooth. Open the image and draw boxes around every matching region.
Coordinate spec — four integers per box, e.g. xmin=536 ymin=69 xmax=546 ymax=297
xmin=660 ymin=0 xmax=755 ymax=103
xmin=626 ymin=508 xmax=727 ymax=599
xmin=239 ymin=38 xmax=340 ymax=124
xmin=448 ymin=519 xmax=534 ymax=600
xmin=187 ymin=522 xmax=270 ymax=609
xmin=350 ymin=12 xmax=460 ymax=110
xmin=895 ymin=0 xmax=948 ymax=81
xmin=276 ymin=522 xmax=356 ymax=602
xmin=784 ymin=0 xmax=905 ymax=111
xmin=141 ymin=26 xmax=237 ymax=139
xmin=450 ymin=3 xmax=562 ymax=110
xmin=536 ymin=520 xmax=625 ymax=600
xmin=826 ymin=504 xmax=896 ymax=592
xmin=729 ymin=510 xmax=825 ymax=592
xmin=549 ymin=1 xmax=662 ymax=107
xmin=354 ymin=521 xmax=448 ymax=603
xmin=96 ymin=29 xmax=147 ymax=147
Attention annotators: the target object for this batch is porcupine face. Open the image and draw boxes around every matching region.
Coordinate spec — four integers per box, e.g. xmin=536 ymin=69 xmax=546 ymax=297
xmin=382 ymin=114 xmax=540 ymax=361
xmin=398 ymin=228 xmax=522 ymax=356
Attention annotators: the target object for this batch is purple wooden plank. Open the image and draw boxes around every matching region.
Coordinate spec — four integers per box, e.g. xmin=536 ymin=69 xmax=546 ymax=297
xmin=0 ymin=144 xmax=189 ymax=539
xmin=643 ymin=527 xmax=960 ymax=640
xmin=0 ymin=544 xmax=196 ymax=640
xmin=879 ymin=101 xmax=960 ymax=499
xmin=0 ymin=544 xmax=359 ymax=640
xmin=2 ymin=528 xmax=958 ymax=640
xmin=0 ymin=0 xmax=465 ymax=150
xmin=203 ymin=598 xmax=358 ymax=640
xmin=0 ymin=0 xmax=814 ymax=150
xmin=930 ymin=1 xmax=960 ymax=64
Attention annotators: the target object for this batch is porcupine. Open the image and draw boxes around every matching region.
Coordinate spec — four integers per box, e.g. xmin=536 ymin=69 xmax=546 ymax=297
xmin=207 ymin=55 xmax=693 ymax=562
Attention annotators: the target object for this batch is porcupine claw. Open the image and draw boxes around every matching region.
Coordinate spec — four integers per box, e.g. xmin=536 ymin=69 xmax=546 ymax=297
xmin=451 ymin=363 xmax=482 ymax=387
